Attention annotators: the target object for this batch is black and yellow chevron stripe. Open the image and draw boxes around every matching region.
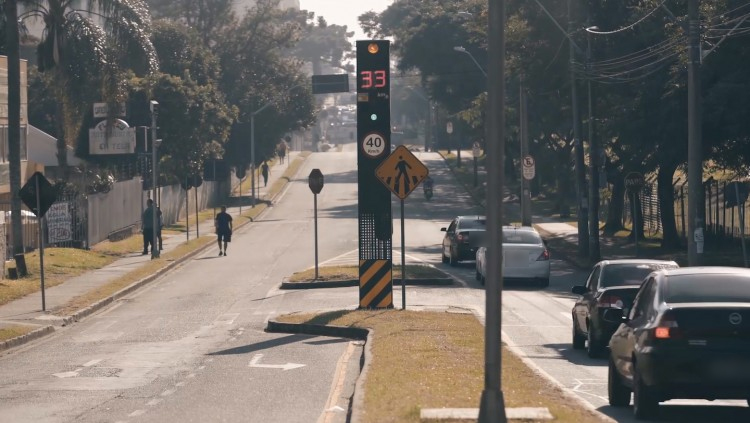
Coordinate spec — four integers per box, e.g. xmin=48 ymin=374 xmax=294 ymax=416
xmin=359 ymin=259 xmax=393 ymax=308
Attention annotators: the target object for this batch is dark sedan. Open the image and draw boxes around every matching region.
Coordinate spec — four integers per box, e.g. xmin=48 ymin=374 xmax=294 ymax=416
xmin=607 ymin=267 xmax=750 ymax=420
xmin=441 ymin=215 xmax=485 ymax=266
xmin=572 ymin=259 xmax=679 ymax=358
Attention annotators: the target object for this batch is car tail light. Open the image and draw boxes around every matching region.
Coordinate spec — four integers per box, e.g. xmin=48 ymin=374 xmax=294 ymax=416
xmin=457 ymin=232 xmax=469 ymax=243
xmin=536 ymin=249 xmax=550 ymax=261
xmin=597 ymin=294 xmax=624 ymax=309
xmin=652 ymin=311 xmax=683 ymax=340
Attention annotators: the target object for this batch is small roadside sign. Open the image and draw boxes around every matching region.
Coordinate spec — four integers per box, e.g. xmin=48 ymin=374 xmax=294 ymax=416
xmin=308 ymin=169 xmax=324 ymax=194
xmin=472 ymin=142 xmax=481 ymax=158
xmin=522 ymin=155 xmax=536 ymax=180
xmin=625 ymin=172 xmax=645 ymax=191
xmin=19 ymin=172 xmax=56 ymax=217
xmin=376 ymin=146 xmax=429 ymax=199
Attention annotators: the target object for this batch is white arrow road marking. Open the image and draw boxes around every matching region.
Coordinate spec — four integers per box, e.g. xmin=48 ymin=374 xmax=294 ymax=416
xmin=248 ymin=354 xmax=305 ymax=371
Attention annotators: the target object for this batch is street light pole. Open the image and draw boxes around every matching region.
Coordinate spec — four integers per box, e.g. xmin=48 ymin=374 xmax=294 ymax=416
xmin=586 ymin=26 xmax=601 ymax=263
xmin=453 ymin=46 xmax=487 ymax=77
xmin=478 ymin=0 xmax=507 ymax=421
xmin=150 ymin=100 xmax=160 ymax=259
xmin=568 ymin=0 xmax=589 ymax=258
xmin=687 ymin=0 xmax=703 ymax=265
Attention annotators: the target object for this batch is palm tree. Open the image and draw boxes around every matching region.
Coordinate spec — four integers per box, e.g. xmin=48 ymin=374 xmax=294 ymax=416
xmin=20 ymin=0 xmax=158 ymax=176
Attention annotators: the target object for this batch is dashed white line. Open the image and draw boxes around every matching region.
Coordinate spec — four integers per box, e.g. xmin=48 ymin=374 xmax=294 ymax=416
xmin=83 ymin=359 xmax=102 ymax=367
xmin=147 ymin=399 xmax=162 ymax=406
xmin=129 ymin=410 xmax=146 ymax=417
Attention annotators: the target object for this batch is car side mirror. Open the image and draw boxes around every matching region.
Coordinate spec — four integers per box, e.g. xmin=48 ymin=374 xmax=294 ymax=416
xmin=571 ymin=285 xmax=587 ymax=295
xmin=602 ymin=308 xmax=626 ymax=323
xmin=441 ymin=227 xmax=447 ymax=232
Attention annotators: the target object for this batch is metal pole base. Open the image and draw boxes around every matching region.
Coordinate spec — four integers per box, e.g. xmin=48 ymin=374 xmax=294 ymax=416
xmin=478 ymin=389 xmax=507 ymax=423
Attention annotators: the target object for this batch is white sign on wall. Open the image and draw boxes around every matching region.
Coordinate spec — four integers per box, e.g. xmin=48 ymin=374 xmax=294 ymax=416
xmin=46 ymin=202 xmax=72 ymax=244
xmin=89 ymin=119 xmax=136 ymax=155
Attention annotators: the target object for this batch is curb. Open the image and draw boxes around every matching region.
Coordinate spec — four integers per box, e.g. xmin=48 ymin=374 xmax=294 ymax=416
xmin=0 ymin=325 xmax=55 ymax=352
xmin=265 ymin=320 xmax=371 ymax=423
xmin=280 ymin=278 xmax=454 ymax=290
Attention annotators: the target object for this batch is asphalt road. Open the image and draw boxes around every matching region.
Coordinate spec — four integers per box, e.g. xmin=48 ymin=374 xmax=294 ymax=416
xmin=1 ymin=143 xmax=748 ymax=422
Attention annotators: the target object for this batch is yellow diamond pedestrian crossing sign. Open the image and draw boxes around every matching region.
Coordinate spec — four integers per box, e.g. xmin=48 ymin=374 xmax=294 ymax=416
xmin=375 ymin=146 xmax=429 ymax=199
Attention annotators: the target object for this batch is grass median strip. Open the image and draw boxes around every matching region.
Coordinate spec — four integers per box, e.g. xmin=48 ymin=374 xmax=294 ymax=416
xmin=275 ymin=309 xmax=608 ymax=423
xmin=287 ymin=264 xmax=447 ymax=283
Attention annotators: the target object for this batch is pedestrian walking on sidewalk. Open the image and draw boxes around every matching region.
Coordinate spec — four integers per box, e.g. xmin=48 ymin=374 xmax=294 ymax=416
xmin=261 ymin=161 xmax=269 ymax=187
xmin=142 ymin=199 xmax=158 ymax=254
xmin=215 ymin=205 xmax=233 ymax=256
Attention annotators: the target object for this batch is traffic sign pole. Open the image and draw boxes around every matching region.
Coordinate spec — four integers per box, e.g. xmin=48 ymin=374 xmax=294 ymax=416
xmin=314 ymin=193 xmax=319 ymax=280
xmin=35 ymin=175 xmax=46 ymax=311
xmin=400 ymin=199 xmax=406 ymax=310
xmin=308 ymin=169 xmax=325 ymax=280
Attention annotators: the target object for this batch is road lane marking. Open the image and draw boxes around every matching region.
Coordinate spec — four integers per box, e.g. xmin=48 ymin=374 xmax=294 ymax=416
xmin=318 ymin=341 xmax=357 ymax=423
xmin=147 ymin=399 xmax=162 ymax=406
xmin=214 ymin=313 xmax=239 ymax=325
xmin=249 ymin=354 xmax=305 ymax=371
xmin=83 ymin=359 xmax=102 ymax=367
xmin=161 ymin=389 xmax=175 ymax=397
xmin=129 ymin=410 xmax=146 ymax=417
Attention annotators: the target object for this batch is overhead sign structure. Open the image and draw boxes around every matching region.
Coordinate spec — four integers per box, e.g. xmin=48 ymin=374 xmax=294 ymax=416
xmin=376 ymin=146 xmax=429 ymax=200
xmin=89 ymin=119 xmax=136 ymax=155
xmin=522 ymin=155 xmax=536 ymax=180
xmin=311 ymin=74 xmax=350 ymax=94
xmin=357 ymin=40 xmax=393 ymax=309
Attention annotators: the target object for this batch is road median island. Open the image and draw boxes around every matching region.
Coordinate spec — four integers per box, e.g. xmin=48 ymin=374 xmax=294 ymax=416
xmin=281 ymin=264 xmax=453 ymax=289
xmin=270 ymin=309 xmax=609 ymax=423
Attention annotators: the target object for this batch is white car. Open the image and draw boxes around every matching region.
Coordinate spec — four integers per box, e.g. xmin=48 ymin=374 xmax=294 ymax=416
xmin=475 ymin=226 xmax=550 ymax=288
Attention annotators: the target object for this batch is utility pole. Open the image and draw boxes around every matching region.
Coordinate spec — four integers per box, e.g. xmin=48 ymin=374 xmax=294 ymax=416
xmin=587 ymin=27 xmax=601 ymax=263
xmin=568 ymin=0 xmax=588 ymax=257
xmin=520 ymin=75 xmax=531 ymax=226
xmin=478 ymin=0 xmax=507 ymax=421
xmin=687 ymin=0 xmax=703 ymax=265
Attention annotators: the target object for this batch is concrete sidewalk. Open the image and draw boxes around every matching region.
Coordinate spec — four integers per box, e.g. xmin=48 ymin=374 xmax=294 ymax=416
xmin=0 ymin=153 xmax=299 ymax=346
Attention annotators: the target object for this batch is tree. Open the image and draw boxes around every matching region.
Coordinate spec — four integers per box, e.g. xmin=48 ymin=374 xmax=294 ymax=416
xmin=19 ymin=0 xmax=158 ymax=176
xmin=290 ymin=15 xmax=354 ymax=74
xmin=3 ymin=0 xmax=25 ymax=257
xmin=146 ymin=0 xmax=235 ymax=45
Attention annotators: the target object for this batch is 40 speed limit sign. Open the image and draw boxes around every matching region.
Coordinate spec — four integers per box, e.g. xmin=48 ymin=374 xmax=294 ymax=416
xmin=361 ymin=132 xmax=387 ymax=158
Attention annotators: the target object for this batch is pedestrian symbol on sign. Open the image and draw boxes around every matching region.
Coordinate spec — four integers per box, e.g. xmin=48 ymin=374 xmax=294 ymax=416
xmin=376 ymin=146 xmax=429 ymax=199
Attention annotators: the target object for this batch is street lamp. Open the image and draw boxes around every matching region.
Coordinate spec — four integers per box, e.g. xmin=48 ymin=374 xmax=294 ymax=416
xmin=250 ymin=84 xmax=305 ymax=207
xmin=585 ymin=26 xmax=601 ymax=263
xmin=453 ymin=46 xmax=487 ymax=77
xmin=149 ymin=100 xmax=161 ymax=259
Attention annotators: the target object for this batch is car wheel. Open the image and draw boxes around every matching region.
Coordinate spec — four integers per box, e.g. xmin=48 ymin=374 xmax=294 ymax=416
xmin=633 ymin=365 xmax=659 ymax=420
xmin=608 ymin=356 xmax=631 ymax=407
xmin=572 ymin=321 xmax=586 ymax=350
xmin=480 ymin=275 xmax=486 ymax=286
xmin=587 ymin=324 xmax=605 ymax=358
xmin=538 ymin=277 xmax=550 ymax=288
xmin=441 ymin=250 xmax=448 ymax=264
xmin=475 ymin=268 xmax=481 ymax=281
xmin=449 ymin=249 xmax=458 ymax=267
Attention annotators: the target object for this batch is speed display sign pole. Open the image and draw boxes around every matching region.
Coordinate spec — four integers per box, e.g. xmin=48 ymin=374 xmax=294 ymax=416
xmin=357 ymin=40 xmax=393 ymax=309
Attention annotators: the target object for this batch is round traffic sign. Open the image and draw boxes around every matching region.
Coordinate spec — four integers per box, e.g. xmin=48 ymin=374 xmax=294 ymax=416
xmin=361 ymin=132 xmax=387 ymax=158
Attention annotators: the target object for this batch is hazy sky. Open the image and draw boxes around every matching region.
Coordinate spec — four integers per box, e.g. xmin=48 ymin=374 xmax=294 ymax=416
xmin=299 ymin=0 xmax=393 ymax=42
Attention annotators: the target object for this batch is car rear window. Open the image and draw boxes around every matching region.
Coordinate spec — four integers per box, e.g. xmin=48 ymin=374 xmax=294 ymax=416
xmin=459 ymin=218 xmax=486 ymax=230
xmin=601 ymin=263 xmax=678 ymax=287
xmin=665 ymin=274 xmax=750 ymax=303
xmin=502 ymin=231 xmax=542 ymax=244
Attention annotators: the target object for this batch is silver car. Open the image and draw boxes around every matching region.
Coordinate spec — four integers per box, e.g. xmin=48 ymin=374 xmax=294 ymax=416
xmin=475 ymin=226 xmax=551 ymax=287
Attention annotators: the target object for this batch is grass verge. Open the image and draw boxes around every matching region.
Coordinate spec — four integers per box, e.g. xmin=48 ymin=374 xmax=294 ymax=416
xmin=275 ymin=309 xmax=607 ymax=423
xmin=287 ymin=264 xmax=446 ymax=282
